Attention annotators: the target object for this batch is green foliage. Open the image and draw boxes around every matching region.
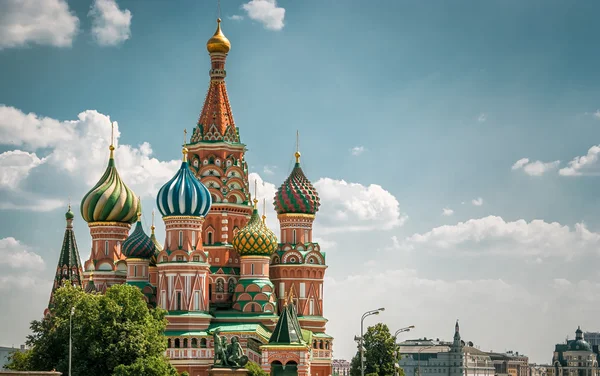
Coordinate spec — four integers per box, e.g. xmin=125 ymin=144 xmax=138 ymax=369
xmin=112 ymin=356 xmax=179 ymax=376
xmin=246 ymin=361 xmax=268 ymax=376
xmin=180 ymin=372 xmax=190 ymax=376
xmin=19 ymin=284 xmax=171 ymax=376
xmin=349 ymin=323 xmax=401 ymax=376
xmin=5 ymin=349 xmax=32 ymax=370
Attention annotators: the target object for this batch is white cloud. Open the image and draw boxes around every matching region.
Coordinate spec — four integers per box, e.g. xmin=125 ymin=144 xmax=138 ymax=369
xmin=0 ymin=197 xmax=64 ymax=212
xmin=471 ymin=197 xmax=483 ymax=206
xmin=0 ymin=0 xmax=79 ymax=49
xmin=88 ymin=0 xmax=132 ymax=46
xmin=593 ymin=110 xmax=600 ymax=119
xmin=242 ymin=0 xmax=285 ymax=31
xmin=263 ymin=165 xmax=276 ymax=175
xmin=0 ymin=237 xmax=45 ymax=270
xmin=404 ymin=215 xmax=600 ymax=259
xmin=350 ymin=146 xmax=365 ymax=156
xmin=0 ymin=150 xmax=46 ymax=189
xmin=0 ymin=106 xmax=181 ymax=211
xmin=511 ymin=157 xmax=560 ymax=176
xmin=477 ymin=113 xmax=486 ymax=122
xmin=559 ymin=145 xmax=600 ymax=176
xmin=228 ymin=15 xmax=244 ymax=21
xmin=442 ymin=208 xmax=454 ymax=216
xmin=314 ymin=178 xmax=406 ymax=234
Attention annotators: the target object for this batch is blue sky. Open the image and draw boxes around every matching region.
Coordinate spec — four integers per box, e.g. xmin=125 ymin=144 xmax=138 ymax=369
xmin=2 ymin=0 xmax=600 ymax=363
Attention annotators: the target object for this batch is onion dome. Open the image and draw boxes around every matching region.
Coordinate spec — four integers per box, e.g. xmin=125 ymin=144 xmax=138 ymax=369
xmin=81 ymin=144 xmax=139 ymax=224
xmin=274 ymin=151 xmax=320 ymax=215
xmin=65 ymin=205 xmax=75 ymax=220
xmin=232 ymin=200 xmax=278 ymax=256
xmin=206 ymin=18 xmax=231 ymax=54
xmin=122 ymin=208 xmax=156 ymax=259
xmin=156 ymin=145 xmax=211 ymax=217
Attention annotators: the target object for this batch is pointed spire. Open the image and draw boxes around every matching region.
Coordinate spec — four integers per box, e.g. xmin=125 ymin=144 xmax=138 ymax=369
xmin=262 ymin=198 xmax=267 ymax=224
xmin=182 ymin=129 xmax=188 ymax=162
xmin=269 ymin=285 xmax=305 ymax=345
xmin=151 ymin=209 xmax=156 ymax=235
xmin=48 ymin=208 xmax=84 ymax=310
xmin=295 ymin=130 xmax=301 ymax=164
xmin=253 ymin=179 xmax=258 ymax=209
xmin=109 ymin=121 xmax=115 ymax=159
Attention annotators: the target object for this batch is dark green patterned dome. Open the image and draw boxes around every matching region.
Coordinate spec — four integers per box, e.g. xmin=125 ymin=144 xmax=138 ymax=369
xmin=122 ymin=218 xmax=155 ymax=259
xmin=274 ymin=162 xmax=320 ymax=215
xmin=232 ymin=206 xmax=278 ymax=256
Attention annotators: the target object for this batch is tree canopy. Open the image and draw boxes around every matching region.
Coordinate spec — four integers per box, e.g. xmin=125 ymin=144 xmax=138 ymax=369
xmin=6 ymin=283 xmax=178 ymax=376
xmin=350 ymin=323 xmax=404 ymax=376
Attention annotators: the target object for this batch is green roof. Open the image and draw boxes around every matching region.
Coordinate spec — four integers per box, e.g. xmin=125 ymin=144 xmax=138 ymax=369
xmin=165 ymin=322 xmax=272 ymax=342
xmin=268 ymin=303 xmax=305 ymax=345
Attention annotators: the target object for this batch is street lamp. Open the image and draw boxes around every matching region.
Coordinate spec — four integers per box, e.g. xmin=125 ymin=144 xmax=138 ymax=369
xmin=69 ymin=307 xmax=74 ymax=376
xmin=394 ymin=326 xmax=415 ymax=376
xmin=360 ymin=308 xmax=385 ymax=376
xmin=417 ymin=346 xmax=436 ymax=376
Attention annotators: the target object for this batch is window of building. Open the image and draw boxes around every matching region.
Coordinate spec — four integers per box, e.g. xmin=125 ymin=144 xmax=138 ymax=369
xmin=293 ymin=229 xmax=297 ymax=244
xmin=191 ymin=231 xmax=196 ymax=248
xmin=304 ymin=230 xmax=308 ymax=242
xmin=194 ymin=291 xmax=199 ymax=310
xmin=133 ymin=265 xmax=137 ymax=277
xmin=208 ymin=232 xmax=213 ymax=245
xmin=192 ymin=338 xmax=198 ymax=348
xmin=309 ymin=299 xmax=314 ymax=315
xmin=183 ymin=338 xmax=188 ymax=348
xmin=175 ymin=339 xmax=180 ymax=348
xmin=200 ymin=338 xmax=207 ymax=348
xmin=251 ymin=264 xmax=254 ymax=275
xmin=179 ymin=231 xmax=183 ymax=248
xmin=105 ymin=240 xmax=109 ymax=256
xmin=283 ymin=231 xmax=286 ymax=243
xmin=177 ymin=292 xmax=182 ymax=311
xmin=161 ymin=291 xmax=167 ymax=309
xmin=193 ymin=255 xmax=200 ymax=262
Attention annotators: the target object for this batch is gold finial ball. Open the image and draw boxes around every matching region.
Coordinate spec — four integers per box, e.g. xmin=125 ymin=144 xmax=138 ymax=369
xmin=109 ymin=145 xmax=115 ymax=151
xmin=207 ymin=18 xmax=231 ymax=54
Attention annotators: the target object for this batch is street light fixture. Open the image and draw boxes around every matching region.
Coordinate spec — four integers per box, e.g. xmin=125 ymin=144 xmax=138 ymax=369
xmin=69 ymin=307 xmax=74 ymax=376
xmin=360 ymin=308 xmax=385 ymax=376
xmin=394 ymin=326 xmax=415 ymax=376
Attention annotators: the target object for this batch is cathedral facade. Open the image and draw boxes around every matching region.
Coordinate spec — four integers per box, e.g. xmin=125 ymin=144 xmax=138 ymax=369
xmin=47 ymin=19 xmax=332 ymax=376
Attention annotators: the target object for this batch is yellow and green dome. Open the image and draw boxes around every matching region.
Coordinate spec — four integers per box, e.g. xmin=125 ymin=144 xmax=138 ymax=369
xmin=232 ymin=204 xmax=278 ymax=257
xmin=81 ymin=147 xmax=139 ymax=224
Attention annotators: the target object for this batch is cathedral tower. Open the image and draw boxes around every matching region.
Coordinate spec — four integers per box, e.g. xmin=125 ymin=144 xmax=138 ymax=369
xmin=156 ymin=141 xmax=212 ymax=315
xmin=80 ymin=124 xmax=140 ymax=292
xmin=231 ymin=198 xmax=278 ymax=313
xmin=46 ymin=205 xmax=84 ymax=315
xmin=187 ymin=19 xmax=253 ymax=306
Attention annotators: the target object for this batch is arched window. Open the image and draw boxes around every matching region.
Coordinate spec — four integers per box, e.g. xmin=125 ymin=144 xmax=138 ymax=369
xmin=207 ymin=232 xmax=213 ymax=245
xmin=183 ymin=338 xmax=188 ymax=348
xmin=175 ymin=338 xmax=180 ymax=348
xmin=293 ymin=230 xmax=297 ymax=244
xmin=178 ymin=231 xmax=183 ymax=248
xmin=168 ymin=338 xmax=172 ymax=348
xmin=200 ymin=338 xmax=207 ymax=348
xmin=229 ymin=195 xmax=237 ymax=203
xmin=192 ymin=338 xmax=198 ymax=348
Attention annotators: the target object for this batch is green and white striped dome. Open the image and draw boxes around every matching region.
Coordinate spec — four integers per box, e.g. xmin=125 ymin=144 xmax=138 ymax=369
xmin=80 ymin=147 xmax=139 ymax=224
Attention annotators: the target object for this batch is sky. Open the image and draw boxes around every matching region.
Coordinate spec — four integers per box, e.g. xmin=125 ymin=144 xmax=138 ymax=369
xmin=2 ymin=0 xmax=600 ymax=364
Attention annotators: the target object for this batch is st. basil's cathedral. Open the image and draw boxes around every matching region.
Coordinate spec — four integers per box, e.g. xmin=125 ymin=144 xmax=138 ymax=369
xmin=46 ymin=19 xmax=332 ymax=376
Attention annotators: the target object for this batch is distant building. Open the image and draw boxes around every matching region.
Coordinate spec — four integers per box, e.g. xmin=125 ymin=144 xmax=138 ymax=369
xmin=486 ymin=351 xmax=529 ymax=376
xmin=551 ymin=327 xmax=599 ymax=376
xmin=583 ymin=333 xmax=600 ymax=348
xmin=333 ymin=359 xmax=350 ymax=376
xmin=0 ymin=346 xmax=25 ymax=370
xmin=398 ymin=321 xmax=495 ymax=376
xmin=530 ymin=364 xmax=553 ymax=376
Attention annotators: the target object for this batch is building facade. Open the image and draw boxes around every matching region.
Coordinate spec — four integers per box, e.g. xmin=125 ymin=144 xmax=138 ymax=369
xmin=46 ymin=18 xmax=332 ymax=376
xmin=332 ymin=359 xmax=350 ymax=376
xmin=551 ymin=328 xmax=599 ymax=376
xmin=486 ymin=351 xmax=529 ymax=376
xmin=398 ymin=322 xmax=495 ymax=376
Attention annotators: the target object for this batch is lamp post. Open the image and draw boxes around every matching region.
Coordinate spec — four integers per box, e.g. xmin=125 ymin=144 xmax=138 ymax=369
xmin=417 ymin=346 xmax=436 ymax=376
xmin=69 ymin=306 xmax=74 ymax=376
xmin=394 ymin=326 xmax=415 ymax=376
xmin=360 ymin=308 xmax=385 ymax=376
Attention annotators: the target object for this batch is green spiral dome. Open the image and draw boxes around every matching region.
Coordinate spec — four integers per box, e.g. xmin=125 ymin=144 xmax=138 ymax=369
xmin=80 ymin=151 xmax=139 ymax=224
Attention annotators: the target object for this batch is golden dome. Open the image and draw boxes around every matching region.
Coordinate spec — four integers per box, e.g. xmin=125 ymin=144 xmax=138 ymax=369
xmin=206 ymin=18 xmax=231 ymax=54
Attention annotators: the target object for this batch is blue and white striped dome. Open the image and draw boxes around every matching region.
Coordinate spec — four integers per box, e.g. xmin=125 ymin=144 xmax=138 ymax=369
xmin=156 ymin=156 xmax=212 ymax=217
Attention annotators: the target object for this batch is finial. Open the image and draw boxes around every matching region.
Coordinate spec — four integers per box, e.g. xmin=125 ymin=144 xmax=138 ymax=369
xmin=151 ymin=209 xmax=156 ymax=234
xmin=68 ymin=196 xmax=71 ymax=211
xmin=295 ymin=130 xmax=301 ymax=163
xmin=287 ymin=284 xmax=295 ymax=305
xmin=253 ymin=179 xmax=258 ymax=209
xmin=182 ymin=129 xmax=189 ymax=162
xmin=262 ymin=198 xmax=266 ymax=223
xmin=217 ymin=0 xmax=221 ymax=20
xmin=137 ymin=196 xmax=142 ymax=221
xmin=109 ymin=121 xmax=115 ymax=158
xmin=89 ymin=270 xmax=94 ymax=281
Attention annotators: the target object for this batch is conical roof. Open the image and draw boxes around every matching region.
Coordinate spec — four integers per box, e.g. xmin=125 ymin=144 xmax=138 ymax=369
xmin=48 ymin=206 xmax=84 ymax=310
xmin=269 ymin=301 xmax=305 ymax=345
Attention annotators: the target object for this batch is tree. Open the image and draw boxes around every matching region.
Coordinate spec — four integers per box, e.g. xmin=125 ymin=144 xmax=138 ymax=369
xmin=112 ymin=356 xmax=179 ymax=376
xmin=5 ymin=349 xmax=32 ymax=370
xmin=7 ymin=284 xmax=174 ymax=376
xmin=246 ymin=361 xmax=268 ymax=376
xmin=350 ymin=323 xmax=402 ymax=376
